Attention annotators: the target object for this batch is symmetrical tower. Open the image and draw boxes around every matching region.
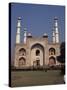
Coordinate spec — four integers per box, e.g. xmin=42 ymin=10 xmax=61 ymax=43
xmin=24 ymin=28 xmax=27 ymax=44
xmin=16 ymin=17 xmax=21 ymax=44
xmin=16 ymin=17 xmax=60 ymax=44
xmin=52 ymin=30 xmax=55 ymax=43
xmin=52 ymin=17 xmax=60 ymax=43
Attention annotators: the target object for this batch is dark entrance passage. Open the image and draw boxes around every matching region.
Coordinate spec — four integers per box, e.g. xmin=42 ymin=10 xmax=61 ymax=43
xmin=36 ymin=60 xmax=40 ymax=66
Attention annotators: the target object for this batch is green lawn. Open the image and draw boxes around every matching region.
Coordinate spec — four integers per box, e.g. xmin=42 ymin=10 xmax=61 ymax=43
xmin=11 ymin=70 xmax=64 ymax=87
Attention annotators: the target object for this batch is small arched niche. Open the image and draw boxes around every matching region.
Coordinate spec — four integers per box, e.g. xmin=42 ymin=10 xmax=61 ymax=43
xmin=49 ymin=48 xmax=55 ymax=55
xmin=19 ymin=48 xmax=26 ymax=56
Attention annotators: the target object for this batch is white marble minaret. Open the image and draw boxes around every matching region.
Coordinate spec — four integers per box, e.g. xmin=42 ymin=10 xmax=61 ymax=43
xmin=52 ymin=17 xmax=59 ymax=43
xmin=52 ymin=30 xmax=55 ymax=43
xmin=24 ymin=28 xmax=27 ymax=44
xmin=16 ymin=17 xmax=21 ymax=44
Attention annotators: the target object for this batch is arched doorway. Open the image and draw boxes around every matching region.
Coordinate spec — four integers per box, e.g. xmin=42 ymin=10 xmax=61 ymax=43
xmin=19 ymin=57 xmax=26 ymax=67
xmin=49 ymin=56 xmax=56 ymax=66
xmin=31 ymin=43 xmax=44 ymax=66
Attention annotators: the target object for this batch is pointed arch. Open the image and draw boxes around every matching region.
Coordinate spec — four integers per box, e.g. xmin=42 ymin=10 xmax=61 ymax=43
xmin=19 ymin=48 xmax=26 ymax=56
xmin=31 ymin=43 xmax=44 ymax=66
xmin=49 ymin=48 xmax=55 ymax=55
xmin=49 ymin=56 xmax=56 ymax=66
xmin=19 ymin=57 xmax=26 ymax=67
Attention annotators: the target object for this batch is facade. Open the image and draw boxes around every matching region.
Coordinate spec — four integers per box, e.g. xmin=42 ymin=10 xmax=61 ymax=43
xmin=14 ymin=17 xmax=61 ymax=68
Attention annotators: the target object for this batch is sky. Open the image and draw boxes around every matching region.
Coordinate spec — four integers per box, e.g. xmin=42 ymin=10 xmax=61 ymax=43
xmin=10 ymin=3 xmax=65 ymax=63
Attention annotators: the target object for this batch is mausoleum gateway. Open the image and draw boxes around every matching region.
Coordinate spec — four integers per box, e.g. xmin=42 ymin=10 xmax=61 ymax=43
xmin=14 ymin=17 xmax=61 ymax=68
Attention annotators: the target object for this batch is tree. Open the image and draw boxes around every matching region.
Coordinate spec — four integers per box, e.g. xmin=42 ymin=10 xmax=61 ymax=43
xmin=57 ymin=42 xmax=65 ymax=63
xmin=57 ymin=42 xmax=65 ymax=75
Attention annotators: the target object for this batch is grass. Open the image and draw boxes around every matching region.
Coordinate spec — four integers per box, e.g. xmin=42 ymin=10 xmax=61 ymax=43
xmin=11 ymin=70 xmax=64 ymax=87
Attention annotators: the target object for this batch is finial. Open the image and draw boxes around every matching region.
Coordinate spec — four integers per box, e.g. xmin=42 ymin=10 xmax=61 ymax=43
xmin=18 ymin=17 xmax=21 ymax=20
xmin=24 ymin=27 xmax=27 ymax=31
xmin=54 ymin=17 xmax=58 ymax=20
xmin=43 ymin=33 xmax=48 ymax=38
xmin=28 ymin=32 xmax=32 ymax=36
